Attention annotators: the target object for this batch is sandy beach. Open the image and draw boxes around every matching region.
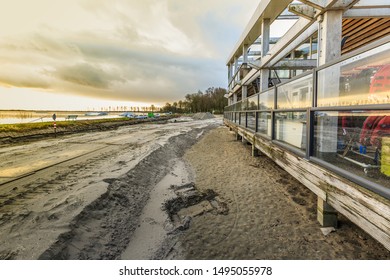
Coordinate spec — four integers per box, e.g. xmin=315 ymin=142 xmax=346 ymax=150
xmin=0 ymin=117 xmax=388 ymax=259
xmin=174 ymin=126 xmax=389 ymax=259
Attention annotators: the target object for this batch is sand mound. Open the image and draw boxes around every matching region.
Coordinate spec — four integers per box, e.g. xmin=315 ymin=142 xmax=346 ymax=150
xmin=192 ymin=112 xmax=215 ymax=120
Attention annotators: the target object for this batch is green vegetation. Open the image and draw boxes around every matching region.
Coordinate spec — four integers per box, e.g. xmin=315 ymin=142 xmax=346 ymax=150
xmin=161 ymin=87 xmax=227 ymax=114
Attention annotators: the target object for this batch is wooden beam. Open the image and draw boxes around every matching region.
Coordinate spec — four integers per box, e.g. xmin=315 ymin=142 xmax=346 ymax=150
xmin=353 ymin=0 xmax=390 ymax=8
xmin=344 ymin=8 xmax=390 ymax=18
xmin=263 ymin=20 xmax=318 ymax=68
xmin=271 ymin=59 xmax=317 ymax=69
xmin=288 ymin=4 xmax=319 ymax=20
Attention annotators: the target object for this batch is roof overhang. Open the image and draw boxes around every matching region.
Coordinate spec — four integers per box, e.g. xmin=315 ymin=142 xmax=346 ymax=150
xmin=226 ymin=0 xmax=294 ymax=66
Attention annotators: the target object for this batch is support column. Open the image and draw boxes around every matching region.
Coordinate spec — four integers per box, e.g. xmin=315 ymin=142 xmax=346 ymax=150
xmin=243 ymin=44 xmax=249 ymax=66
xmin=316 ymin=10 xmax=342 ymax=159
xmin=242 ymin=86 xmax=248 ymax=100
xmin=316 ymin=10 xmax=343 ymax=228
xmin=317 ymin=197 xmax=338 ymax=228
xmin=318 ymin=11 xmax=343 ymax=65
xmin=252 ymin=143 xmax=261 ymax=157
xmin=233 ymin=93 xmax=238 ymax=104
xmin=234 ymin=57 xmax=239 ymax=83
xmin=228 ymin=63 xmax=233 ymax=87
xmin=260 ymin=18 xmax=270 ymax=92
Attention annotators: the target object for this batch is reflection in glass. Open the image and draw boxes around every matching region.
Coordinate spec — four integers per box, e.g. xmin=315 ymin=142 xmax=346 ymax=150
xmin=313 ymin=110 xmax=390 ymax=188
xmin=259 ymin=89 xmax=274 ymax=109
xmin=235 ymin=112 xmax=239 ymax=124
xmin=275 ymin=112 xmax=307 ymax=150
xmin=277 ymin=74 xmax=313 ymax=109
xmin=235 ymin=101 xmax=242 ymax=111
xmin=241 ymin=99 xmax=248 ymax=111
xmin=240 ymin=112 xmax=246 ymax=126
xmin=257 ymin=112 xmax=271 ymax=137
xmin=247 ymin=112 xmax=256 ymax=131
xmin=247 ymin=95 xmax=258 ymax=110
xmin=317 ymin=43 xmax=390 ymax=107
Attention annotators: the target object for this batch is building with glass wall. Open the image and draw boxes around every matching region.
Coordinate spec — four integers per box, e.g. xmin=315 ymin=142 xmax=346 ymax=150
xmin=224 ymin=0 xmax=390 ymax=250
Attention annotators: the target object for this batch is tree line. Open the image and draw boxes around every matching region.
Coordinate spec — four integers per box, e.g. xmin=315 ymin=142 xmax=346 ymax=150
xmin=161 ymin=87 xmax=228 ymax=114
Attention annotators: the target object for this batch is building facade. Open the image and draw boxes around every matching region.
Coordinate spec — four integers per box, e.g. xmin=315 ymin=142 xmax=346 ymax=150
xmin=224 ymin=0 xmax=390 ymax=250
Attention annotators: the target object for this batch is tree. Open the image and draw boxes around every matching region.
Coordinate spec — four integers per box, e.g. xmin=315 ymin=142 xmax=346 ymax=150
xmin=161 ymin=87 xmax=228 ymax=114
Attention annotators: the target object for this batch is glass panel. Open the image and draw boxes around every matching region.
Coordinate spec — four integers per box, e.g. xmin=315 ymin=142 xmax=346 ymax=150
xmin=247 ymin=95 xmax=258 ymax=110
xmin=241 ymin=98 xmax=248 ymax=111
xmin=247 ymin=112 xmax=256 ymax=131
xmin=310 ymin=35 xmax=318 ymax=60
xmin=273 ymin=70 xmax=290 ymax=79
xmin=277 ymin=74 xmax=313 ymax=109
xmin=240 ymin=112 xmax=246 ymax=126
xmin=275 ymin=112 xmax=307 ymax=150
xmin=259 ymin=89 xmax=274 ymax=109
xmin=257 ymin=112 xmax=272 ymax=137
xmin=235 ymin=112 xmax=239 ymax=123
xmin=313 ymin=110 xmax=390 ymax=188
xmin=235 ymin=101 xmax=242 ymax=111
xmin=317 ymin=43 xmax=390 ymax=107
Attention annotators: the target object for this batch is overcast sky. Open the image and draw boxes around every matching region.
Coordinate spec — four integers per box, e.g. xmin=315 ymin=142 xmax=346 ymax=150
xmin=0 ymin=0 xmax=268 ymax=110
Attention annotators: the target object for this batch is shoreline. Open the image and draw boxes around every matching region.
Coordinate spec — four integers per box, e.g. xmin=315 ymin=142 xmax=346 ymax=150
xmin=0 ymin=116 xmax=176 ymax=145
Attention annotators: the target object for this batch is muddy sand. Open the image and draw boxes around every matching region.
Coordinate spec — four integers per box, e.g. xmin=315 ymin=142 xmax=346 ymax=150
xmin=0 ymin=118 xmax=388 ymax=259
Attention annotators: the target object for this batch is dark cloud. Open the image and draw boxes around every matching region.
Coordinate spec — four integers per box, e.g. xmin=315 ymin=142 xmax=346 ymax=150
xmin=55 ymin=63 xmax=124 ymax=89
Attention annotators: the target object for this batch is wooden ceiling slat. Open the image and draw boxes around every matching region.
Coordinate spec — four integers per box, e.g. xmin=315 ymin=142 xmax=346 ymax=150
xmin=342 ymin=18 xmax=356 ymax=30
xmin=343 ymin=18 xmax=374 ymax=36
xmin=342 ymin=27 xmax=390 ymax=54
xmin=340 ymin=17 xmax=390 ymax=55
xmin=344 ymin=19 xmax=390 ymax=46
xmin=343 ymin=19 xmax=377 ymax=37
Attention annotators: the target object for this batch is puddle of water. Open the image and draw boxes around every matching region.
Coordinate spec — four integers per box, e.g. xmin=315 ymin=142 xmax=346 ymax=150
xmin=120 ymin=159 xmax=190 ymax=260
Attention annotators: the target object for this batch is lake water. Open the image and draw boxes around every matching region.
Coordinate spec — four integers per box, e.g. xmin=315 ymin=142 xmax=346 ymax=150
xmin=0 ymin=111 xmax=126 ymax=125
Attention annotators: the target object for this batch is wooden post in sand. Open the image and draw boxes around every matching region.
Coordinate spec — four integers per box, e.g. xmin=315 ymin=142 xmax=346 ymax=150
xmin=252 ymin=144 xmax=260 ymax=157
xmin=317 ymin=197 xmax=338 ymax=228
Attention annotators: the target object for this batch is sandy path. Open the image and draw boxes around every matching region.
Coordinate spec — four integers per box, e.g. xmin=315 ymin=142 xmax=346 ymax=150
xmin=1 ymin=118 xmax=388 ymax=260
xmin=176 ymin=126 xmax=389 ymax=259
xmin=0 ymin=118 xmax=219 ymax=259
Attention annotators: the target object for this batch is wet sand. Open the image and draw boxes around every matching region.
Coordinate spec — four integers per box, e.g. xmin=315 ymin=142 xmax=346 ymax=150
xmin=1 ymin=118 xmax=388 ymax=259
xmin=0 ymin=118 xmax=219 ymax=259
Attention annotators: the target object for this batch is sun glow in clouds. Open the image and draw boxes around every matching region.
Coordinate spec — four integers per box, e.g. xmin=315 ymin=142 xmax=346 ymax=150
xmin=0 ymin=87 xmax=151 ymax=111
xmin=0 ymin=0 xmax=260 ymax=110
